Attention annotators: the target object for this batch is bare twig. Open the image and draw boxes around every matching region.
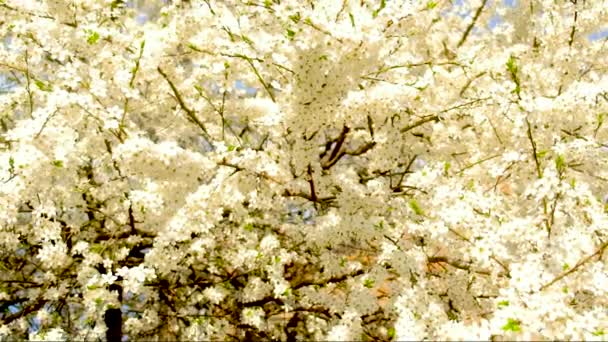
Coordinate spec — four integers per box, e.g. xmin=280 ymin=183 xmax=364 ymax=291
xmin=539 ymin=239 xmax=608 ymax=291
xmin=568 ymin=8 xmax=578 ymax=47
xmin=457 ymin=0 xmax=488 ymax=48
xmin=400 ymin=115 xmax=439 ymax=133
xmin=525 ymin=117 xmax=542 ymax=179
xmin=157 ymin=66 xmax=211 ymax=140
xmin=24 ymin=50 xmax=34 ymax=117
xmin=427 ymin=256 xmax=507 ymax=276
xmin=228 ymin=54 xmax=276 ymax=103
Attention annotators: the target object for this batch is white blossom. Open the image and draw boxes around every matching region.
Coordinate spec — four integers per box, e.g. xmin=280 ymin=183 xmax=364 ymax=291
xmin=1 ymin=0 xmax=607 ymax=340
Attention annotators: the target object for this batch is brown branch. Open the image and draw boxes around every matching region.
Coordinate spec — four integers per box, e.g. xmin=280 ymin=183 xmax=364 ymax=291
xmin=346 ymin=141 xmax=376 ymax=156
xmin=218 ymin=159 xmax=245 ymax=172
xmin=525 ymin=117 xmax=542 ymax=179
xmin=226 ymin=54 xmax=276 ymax=102
xmin=104 ymin=308 xmax=122 ymax=341
xmin=24 ymin=50 xmax=34 ymax=117
xmin=292 ymin=269 xmax=365 ymax=290
xmin=320 ymin=126 xmax=376 ymax=170
xmin=282 ymin=189 xmax=335 ymax=204
xmin=1 ymin=297 xmax=47 ymax=325
xmin=457 ymin=0 xmax=488 ymax=48
xmin=446 ymin=228 xmax=511 ymax=277
xmin=0 ymin=3 xmax=77 ymax=27
xmin=568 ymin=8 xmax=578 ymax=47
xmin=400 ymin=115 xmax=439 ymax=133
xmin=439 ymin=97 xmax=489 ymax=115
xmin=427 ymin=256 xmax=508 ymax=277
xmin=456 ymin=153 xmax=500 ymax=174
xmin=328 ymin=125 xmax=350 ymax=162
xmin=397 ymin=154 xmax=417 ymax=188
xmin=539 ymin=239 xmax=608 ymax=292
xmin=157 ymin=66 xmax=211 ymax=140
xmin=459 ymin=71 xmax=486 ymax=97
xmin=307 ymin=164 xmax=317 ymax=203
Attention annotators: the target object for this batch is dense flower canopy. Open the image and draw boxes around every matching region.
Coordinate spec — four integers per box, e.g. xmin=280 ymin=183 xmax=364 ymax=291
xmin=1 ymin=0 xmax=607 ymax=340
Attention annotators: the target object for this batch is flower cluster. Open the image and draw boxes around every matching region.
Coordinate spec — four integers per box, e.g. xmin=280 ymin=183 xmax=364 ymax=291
xmin=0 ymin=0 xmax=607 ymax=340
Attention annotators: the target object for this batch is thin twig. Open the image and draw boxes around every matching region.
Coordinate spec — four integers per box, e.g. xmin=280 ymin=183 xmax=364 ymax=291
xmin=525 ymin=117 xmax=542 ymax=179
xmin=568 ymin=8 xmax=578 ymax=47
xmin=457 ymin=0 xmax=488 ymax=48
xmin=157 ymin=66 xmax=211 ymax=140
xmin=228 ymin=54 xmax=276 ymax=103
xmin=539 ymin=239 xmax=608 ymax=291
xmin=400 ymin=115 xmax=439 ymax=133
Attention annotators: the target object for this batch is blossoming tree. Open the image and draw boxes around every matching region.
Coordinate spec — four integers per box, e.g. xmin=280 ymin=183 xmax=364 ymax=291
xmin=1 ymin=0 xmax=607 ymax=340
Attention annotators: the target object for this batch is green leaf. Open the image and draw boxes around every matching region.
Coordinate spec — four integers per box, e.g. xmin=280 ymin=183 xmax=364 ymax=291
xmin=35 ymin=79 xmax=52 ymax=92
xmin=8 ymin=156 xmax=14 ymax=173
xmin=466 ymin=179 xmax=475 ymax=190
xmin=443 ymin=161 xmax=451 ymax=174
xmin=409 ymin=199 xmax=425 ymax=216
xmin=512 ymin=84 xmax=521 ymax=95
xmin=387 ymin=327 xmax=396 ymax=340
xmin=372 ymin=0 xmax=386 ymax=18
xmin=506 ymin=55 xmax=518 ymax=75
xmin=536 ymin=150 xmax=548 ymax=159
xmin=592 ymin=330 xmax=605 ymax=336
xmin=227 ymin=145 xmax=236 ymax=152
xmin=497 ymin=300 xmax=509 ymax=308
xmin=555 ymin=154 xmax=566 ymax=172
xmin=52 ymin=160 xmax=63 ymax=168
xmin=349 ymin=13 xmax=355 ymax=28
xmin=427 ymin=1 xmax=438 ymax=9
xmin=363 ymin=278 xmax=375 ymax=288
xmin=110 ymin=0 xmax=125 ymax=9
xmin=502 ymin=318 xmax=521 ymax=332
xmin=86 ymin=30 xmax=100 ymax=45
xmin=597 ymin=112 xmax=605 ymax=125
xmin=243 ymin=223 xmax=254 ymax=231
xmin=240 ymin=34 xmax=254 ymax=47
xmin=286 ymin=29 xmax=296 ymax=39
xmin=374 ymin=221 xmax=384 ymax=231
xmin=288 ymin=12 xmax=301 ymax=23
xmin=90 ymin=244 xmax=104 ymax=253
xmin=188 ymin=43 xmax=202 ymax=52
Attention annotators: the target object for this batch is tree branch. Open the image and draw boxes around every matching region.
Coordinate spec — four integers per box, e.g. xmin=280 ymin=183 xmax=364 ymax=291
xmin=539 ymin=238 xmax=608 ymax=292
xmin=457 ymin=0 xmax=488 ymax=48
xmin=157 ymin=66 xmax=211 ymax=140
